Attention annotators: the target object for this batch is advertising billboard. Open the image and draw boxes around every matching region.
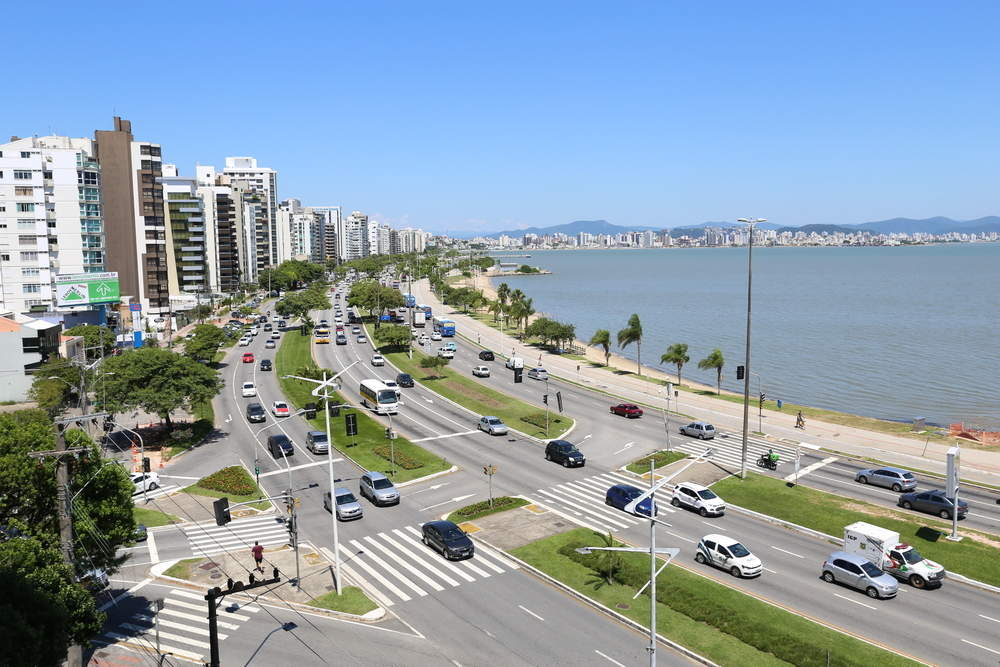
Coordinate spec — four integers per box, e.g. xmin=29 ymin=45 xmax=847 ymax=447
xmin=55 ymin=272 xmax=121 ymax=307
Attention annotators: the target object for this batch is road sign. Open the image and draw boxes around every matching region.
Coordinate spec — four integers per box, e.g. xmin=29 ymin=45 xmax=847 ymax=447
xmin=345 ymin=413 xmax=358 ymax=437
xmin=129 ymin=303 xmax=142 ymax=312
xmin=946 ymin=447 xmax=960 ymax=499
xmin=55 ymin=272 xmax=120 ymax=308
xmin=483 ymin=464 xmax=497 ymax=476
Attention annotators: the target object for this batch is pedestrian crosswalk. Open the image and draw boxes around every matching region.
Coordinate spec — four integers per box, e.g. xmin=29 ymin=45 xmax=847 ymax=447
xmin=668 ymin=431 xmax=799 ymax=471
xmin=132 ymin=484 xmax=181 ymax=502
xmin=528 ymin=470 xmax=675 ymax=534
xmin=337 ymin=524 xmax=519 ymax=607
xmin=99 ymin=587 xmax=260 ymax=664
xmin=182 ymin=514 xmax=289 ymax=558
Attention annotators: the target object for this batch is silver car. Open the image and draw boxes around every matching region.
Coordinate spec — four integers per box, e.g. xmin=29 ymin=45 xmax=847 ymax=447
xmin=306 ymin=430 xmax=329 ymax=454
xmin=855 ymin=466 xmax=916 ymax=492
xmin=821 ymin=551 xmax=898 ymax=599
xmin=478 ymin=416 xmax=508 ymax=436
xmin=360 ymin=471 xmax=400 ymax=506
xmin=680 ymin=421 xmax=716 ymax=440
xmin=325 ymin=488 xmax=363 ymax=521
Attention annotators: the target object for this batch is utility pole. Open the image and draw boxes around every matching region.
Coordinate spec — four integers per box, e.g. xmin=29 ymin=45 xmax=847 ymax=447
xmin=544 ymin=377 xmax=550 ymax=435
xmin=483 ymin=464 xmax=497 ymax=508
xmin=206 ymin=571 xmax=280 ymax=667
xmin=737 ymin=217 xmax=766 ymax=480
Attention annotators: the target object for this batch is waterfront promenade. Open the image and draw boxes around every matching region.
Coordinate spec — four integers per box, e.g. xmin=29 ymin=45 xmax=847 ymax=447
xmin=413 ymin=277 xmax=1000 ymax=484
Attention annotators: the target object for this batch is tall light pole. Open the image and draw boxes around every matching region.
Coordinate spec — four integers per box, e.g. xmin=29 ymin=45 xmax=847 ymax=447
xmin=737 ymin=217 xmax=766 ymax=480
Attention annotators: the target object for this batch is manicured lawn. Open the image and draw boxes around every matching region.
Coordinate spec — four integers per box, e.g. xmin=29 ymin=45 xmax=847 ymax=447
xmin=133 ymin=506 xmax=180 ymax=527
xmin=626 ymin=449 xmax=688 ymax=474
xmin=384 ymin=348 xmax=573 ymax=439
xmin=307 ymin=587 xmax=377 ymax=615
xmin=446 ymin=496 xmax=529 ymax=523
xmin=277 ymin=330 xmax=449 ymax=483
xmin=163 ymin=557 xmax=201 ymax=580
xmin=714 ymin=473 xmax=1000 ymax=587
xmin=512 ymin=528 xmax=920 ymax=667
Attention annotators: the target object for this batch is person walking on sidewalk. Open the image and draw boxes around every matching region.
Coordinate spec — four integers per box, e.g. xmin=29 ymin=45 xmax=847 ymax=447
xmin=251 ymin=541 xmax=264 ymax=573
xmin=795 ymin=411 xmax=806 ymax=429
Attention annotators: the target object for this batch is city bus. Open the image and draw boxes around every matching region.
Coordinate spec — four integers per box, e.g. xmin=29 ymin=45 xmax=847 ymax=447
xmin=360 ymin=379 xmax=399 ymax=415
xmin=418 ymin=304 xmax=432 ymax=318
xmin=432 ymin=316 xmax=456 ymax=337
xmin=403 ymin=293 xmax=417 ymax=308
xmin=314 ymin=326 xmax=331 ymax=344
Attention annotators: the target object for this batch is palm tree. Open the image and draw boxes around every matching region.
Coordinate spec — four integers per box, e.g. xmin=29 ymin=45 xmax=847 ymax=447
xmin=519 ymin=297 xmax=535 ymax=333
xmin=660 ymin=343 xmax=690 ymax=386
xmin=487 ymin=298 xmax=503 ymax=323
xmin=496 ymin=283 xmax=510 ymax=310
xmin=698 ymin=348 xmax=725 ymax=395
xmin=589 ymin=329 xmax=611 ymax=366
xmin=616 ymin=313 xmax=643 ymax=375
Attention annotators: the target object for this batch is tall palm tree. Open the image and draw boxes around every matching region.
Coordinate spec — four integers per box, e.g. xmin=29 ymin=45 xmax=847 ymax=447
xmin=589 ymin=329 xmax=611 ymax=366
xmin=698 ymin=348 xmax=725 ymax=395
xmin=496 ymin=283 xmax=511 ymax=309
xmin=616 ymin=313 xmax=643 ymax=375
xmin=660 ymin=343 xmax=690 ymax=386
xmin=519 ymin=297 xmax=535 ymax=333
xmin=487 ymin=298 xmax=503 ymax=323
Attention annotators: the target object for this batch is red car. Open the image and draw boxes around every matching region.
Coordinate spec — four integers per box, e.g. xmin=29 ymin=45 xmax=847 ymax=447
xmin=610 ymin=403 xmax=643 ymax=418
xmin=242 ymin=352 xmax=255 ymax=363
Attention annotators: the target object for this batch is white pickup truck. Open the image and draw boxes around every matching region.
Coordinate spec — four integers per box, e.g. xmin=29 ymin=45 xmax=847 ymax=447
xmin=843 ymin=521 xmax=945 ymax=589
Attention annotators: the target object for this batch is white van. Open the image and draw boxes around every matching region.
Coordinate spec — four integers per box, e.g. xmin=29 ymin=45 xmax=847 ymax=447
xmin=505 ymin=356 xmax=524 ymax=370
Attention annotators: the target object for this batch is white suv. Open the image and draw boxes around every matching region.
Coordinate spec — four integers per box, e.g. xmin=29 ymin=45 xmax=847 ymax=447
xmin=671 ymin=481 xmax=726 ymax=517
xmin=696 ymin=534 xmax=762 ymax=578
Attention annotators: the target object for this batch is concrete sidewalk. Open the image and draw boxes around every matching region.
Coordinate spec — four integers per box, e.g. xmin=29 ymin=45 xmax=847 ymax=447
xmin=412 ymin=278 xmax=1000 ymax=484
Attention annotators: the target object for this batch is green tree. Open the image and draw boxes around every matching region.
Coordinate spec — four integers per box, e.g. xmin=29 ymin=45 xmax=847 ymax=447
xmin=374 ymin=324 xmax=411 ymax=350
xmin=660 ymin=343 xmax=690 ymax=386
xmin=419 ymin=355 xmax=450 ymax=379
xmin=495 ymin=282 xmax=511 ymax=315
xmin=28 ymin=358 xmax=86 ymax=416
xmin=100 ymin=348 xmax=224 ymax=426
xmin=276 ymin=287 xmax=332 ymax=323
xmin=347 ymin=281 xmax=404 ymax=323
xmin=617 ymin=313 xmax=643 ymax=375
xmin=589 ymin=329 xmax=612 ymax=366
xmin=183 ymin=323 xmax=227 ymax=362
xmin=63 ymin=324 xmax=116 ymax=359
xmin=698 ymin=348 xmax=726 ymax=395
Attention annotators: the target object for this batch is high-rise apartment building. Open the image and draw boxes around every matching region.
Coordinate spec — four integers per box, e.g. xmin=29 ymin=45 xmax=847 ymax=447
xmin=221 ymin=157 xmax=278 ymax=269
xmin=0 ymin=135 xmax=105 ymax=313
xmin=339 ymin=211 xmax=369 ymax=260
xmin=94 ymin=117 xmax=169 ymax=316
xmin=310 ymin=207 xmax=340 ymax=265
xmin=160 ymin=166 xmax=209 ymax=300
xmin=195 ymin=166 xmax=242 ymax=294
xmin=277 ymin=199 xmax=317 ymax=261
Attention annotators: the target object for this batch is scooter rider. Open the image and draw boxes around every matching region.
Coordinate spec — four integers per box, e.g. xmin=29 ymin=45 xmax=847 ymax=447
xmin=767 ymin=448 xmax=780 ymax=464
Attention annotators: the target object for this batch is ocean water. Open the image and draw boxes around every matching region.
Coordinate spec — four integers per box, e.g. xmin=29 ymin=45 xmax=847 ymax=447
xmin=489 ymin=244 xmax=1000 ymax=429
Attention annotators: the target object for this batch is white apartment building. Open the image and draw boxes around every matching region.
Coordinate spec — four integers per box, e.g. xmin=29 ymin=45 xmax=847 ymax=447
xmin=339 ymin=211 xmax=369 ymax=260
xmin=398 ymin=227 xmax=429 ymax=253
xmin=221 ymin=157 xmax=278 ymax=269
xmin=160 ymin=165 xmax=209 ymax=302
xmin=277 ymin=199 xmax=315 ymax=261
xmin=0 ymin=136 xmax=105 ymax=314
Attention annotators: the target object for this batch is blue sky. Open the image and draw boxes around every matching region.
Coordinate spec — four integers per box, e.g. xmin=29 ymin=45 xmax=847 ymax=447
xmin=8 ymin=1 xmax=1000 ymax=233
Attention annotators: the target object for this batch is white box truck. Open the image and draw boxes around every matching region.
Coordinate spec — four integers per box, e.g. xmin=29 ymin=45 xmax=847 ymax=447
xmin=843 ymin=521 xmax=945 ymax=589
xmin=414 ymin=311 xmax=426 ymax=327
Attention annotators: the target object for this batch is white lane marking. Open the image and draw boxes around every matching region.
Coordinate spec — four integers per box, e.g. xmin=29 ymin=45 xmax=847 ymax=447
xmin=961 ymin=639 xmax=1000 ymax=656
xmin=157 ymin=607 xmax=239 ymax=629
xmin=394 ymin=528 xmax=477 ymax=582
xmin=783 ymin=456 xmax=839 ymax=481
xmin=980 ymin=614 xmax=1000 ymax=624
xmin=98 ymin=577 xmax=152 ymax=612
xmin=612 ymin=441 xmax=634 ymax=455
xmin=763 ymin=567 xmax=778 ymax=574
xmin=701 ymin=521 xmax=716 ymax=528
xmin=581 ymin=434 xmax=593 ymax=441
xmin=379 ymin=531 xmax=462 ymax=587
xmin=119 ymin=622 xmax=214 ymax=648
xmin=349 ymin=538 xmax=426 ymax=596
xmin=664 ymin=530 xmax=696 ymax=544
xmin=420 ymin=494 xmax=476 ymax=511
xmin=424 ymin=397 xmax=434 ymax=403
xmin=770 ymin=545 xmax=804 ymax=559
xmin=595 ymin=649 xmax=626 ymax=666
xmin=156 ymin=474 xmax=200 ymax=480
xmin=833 ymin=593 xmax=876 ymax=610
xmin=363 ymin=535 xmax=445 ymax=592
xmin=258 ymin=458 xmax=343 ymax=477
xmin=411 ymin=430 xmax=479 ymax=443
xmin=518 ymin=604 xmax=544 ymax=621
xmin=146 ymin=530 xmax=159 ymax=564
xmin=409 ymin=483 xmax=449 ymax=495
xmin=100 ymin=633 xmax=203 ymax=662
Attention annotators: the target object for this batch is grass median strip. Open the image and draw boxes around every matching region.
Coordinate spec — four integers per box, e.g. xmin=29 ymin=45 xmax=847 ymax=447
xmin=133 ymin=506 xmax=180 ymax=527
xmin=383 ymin=348 xmax=573 ymax=439
xmin=183 ymin=465 xmax=270 ymax=511
xmin=512 ymin=528 xmax=920 ymax=667
xmin=447 ymin=496 xmax=529 ymax=523
xmin=714 ymin=472 xmax=1000 ymax=587
xmin=307 ymin=587 xmax=377 ymax=615
xmin=626 ymin=449 xmax=688 ymax=474
xmin=276 ymin=330 xmax=449 ymax=483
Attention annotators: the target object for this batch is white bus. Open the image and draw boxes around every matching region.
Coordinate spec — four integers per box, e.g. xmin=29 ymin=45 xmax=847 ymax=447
xmin=360 ymin=379 xmax=399 ymax=415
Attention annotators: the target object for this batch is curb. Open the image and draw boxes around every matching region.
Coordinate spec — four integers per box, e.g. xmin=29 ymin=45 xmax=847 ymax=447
xmin=397 ymin=465 xmax=458 ymax=488
xmin=724 ymin=502 xmax=1000 ymax=595
xmin=471 ymin=535 xmax=718 ymax=667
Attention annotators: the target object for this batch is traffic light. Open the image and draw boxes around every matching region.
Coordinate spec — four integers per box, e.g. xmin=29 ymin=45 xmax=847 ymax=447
xmin=556 ymin=391 xmax=563 ymax=413
xmin=760 ymin=392 xmax=766 ymax=403
xmin=142 ymin=457 xmax=151 ymax=473
xmin=542 ymin=394 xmax=548 ymax=405
xmin=304 ymin=402 xmax=317 ymax=419
xmin=736 ymin=365 xmax=745 ymax=380
xmin=331 ymin=405 xmax=340 ymax=418
xmin=213 ymin=497 xmax=231 ymax=526
xmin=513 ymin=367 xmax=523 ymax=383
xmin=385 ymin=427 xmax=392 ymax=438
xmin=345 ymin=413 xmax=358 ymax=437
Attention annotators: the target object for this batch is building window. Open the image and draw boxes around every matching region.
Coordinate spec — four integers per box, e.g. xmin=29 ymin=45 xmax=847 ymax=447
xmin=16 ymin=203 xmax=35 ymax=212
xmin=22 ymin=284 xmax=42 ymax=294
xmin=18 ymin=235 xmax=36 ymax=246
xmin=20 ymin=252 xmax=39 ymax=261
xmin=13 ymin=170 xmax=33 ymax=180
xmin=18 ymin=219 xmax=35 ymax=228
xmin=21 ymin=268 xmax=39 ymax=277
xmin=20 ymin=151 xmax=31 ymax=158
xmin=14 ymin=186 xmax=34 ymax=196
xmin=43 ymin=171 xmax=52 ymax=179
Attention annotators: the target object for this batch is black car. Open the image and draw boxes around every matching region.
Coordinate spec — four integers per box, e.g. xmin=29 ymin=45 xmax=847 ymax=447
xmin=545 ymin=439 xmax=586 ymax=467
xmin=264 ymin=323 xmax=272 ymax=331
xmin=396 ymin=373 xmax=414 ymax=388
xmin=421 ymin=520 xmax=474 ymax=560
xmin=267 ymin=434 xmax=294 ymax=458
xmin=478 ymin=350 xmax=495 ymax=361
xmin=260 ymin=359 xmax=272 ymax=371
xmin=246 ymin=402 xmax=266 ymax=423
xmin=898 ymin=490 xmax=968 ymax=519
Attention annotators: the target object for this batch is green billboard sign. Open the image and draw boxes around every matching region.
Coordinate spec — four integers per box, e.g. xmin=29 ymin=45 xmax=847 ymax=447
xmin=55 ymin=272 xmax=121 ymax=308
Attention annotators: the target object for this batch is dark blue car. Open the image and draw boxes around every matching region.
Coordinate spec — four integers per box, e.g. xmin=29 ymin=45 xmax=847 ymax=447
xmin=605 ymin=483 xmax=657 ymax=517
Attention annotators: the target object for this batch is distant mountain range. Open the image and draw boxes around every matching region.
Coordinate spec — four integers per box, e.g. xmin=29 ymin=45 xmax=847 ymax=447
xmin=456 ymin=216 xmax=1000 ymax=239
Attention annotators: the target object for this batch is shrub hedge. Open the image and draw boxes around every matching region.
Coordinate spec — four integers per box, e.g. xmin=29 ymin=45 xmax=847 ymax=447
xmin=197 ymin=466 xmax=256 ymax=496
xmin=448 ymin=496 xmax=528 ymax=522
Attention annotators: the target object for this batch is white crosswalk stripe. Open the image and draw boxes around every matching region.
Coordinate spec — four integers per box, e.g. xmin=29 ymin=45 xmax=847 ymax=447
xmin=669 ymin=432 xmax=798 ymax=471
xmin=98 ymin=587 xmax=259 ymax=663
xmin=182 ymin=514 xmax=289 ymax=557
xmin=340 ymin=524 xmax=517 ymax=605
xmin=132 ymin=484 xmax=182 ymax=501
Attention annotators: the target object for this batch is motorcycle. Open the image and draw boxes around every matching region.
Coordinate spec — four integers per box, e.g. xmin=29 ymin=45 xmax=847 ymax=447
xmin=756 ymin=455 xmax=778 ymax=471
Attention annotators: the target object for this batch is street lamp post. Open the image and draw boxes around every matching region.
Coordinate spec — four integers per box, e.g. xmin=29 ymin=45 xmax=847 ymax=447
xmin=737 ymin=217 xmax=766 ymax=480
xmin=113 ymin=422 xmax=147 ymax=503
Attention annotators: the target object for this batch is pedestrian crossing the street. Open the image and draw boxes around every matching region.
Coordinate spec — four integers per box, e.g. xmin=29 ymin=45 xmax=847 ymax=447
xmin=337 ymin=524 xmax=519 ymax=607
xmin=182 ymin=514 xmax=289 ymax=558
xmin=668 ymin=432 xmax=799 ymax=471
xmin=98 ymin=587 xmax=260 ymax=664
xmin=528 ymin=470 xmax=675 ymax=534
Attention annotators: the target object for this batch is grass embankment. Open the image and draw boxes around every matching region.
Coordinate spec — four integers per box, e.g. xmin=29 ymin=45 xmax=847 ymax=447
xmin=447 ymin=496 xmax=529 ymax=523
xmin=383 ymin=349 xmax=573 ymax=439
xmin=133 ymin=506 xmax=180 ymax=527
xmin=512 ymin=528 xmax=920 ymax=667
xmin=277 ymin=330 xmax=449 ymax=483
xmin=714 ymin=473 xmax=1000 ymax=586
xmin=307 ymin=587 xmax=378 ymax=615
xmin=183 ymin=465 xmax=270 ymax=511
xmin=626 ymin=450 xmax=688 ymax=474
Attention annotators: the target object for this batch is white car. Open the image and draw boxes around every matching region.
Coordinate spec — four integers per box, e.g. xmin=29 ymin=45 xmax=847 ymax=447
xmin=472 ymin=366 xmax=490 ymax=377
xmin=671 ymin=481 xmax=726 ymax=517
xmin=270 ymin=332 xmax=280 ymax=340
xmin=527 ymin=367 xmax=548 ymax=381
xmin=438 ymin=348 xmax=455 ymax=359
xmin=265 ymin=340 xmax=276 ymax=349
xmin=241 ymin=382 xmax=257 ymax=397
xmin=250 ymin=327 xmax=259 ymax=336
xmin=132 ymin=472 xmax=160 ymax=495
xmin=238 ymin=337 xmax=251 ymax=347
xmin=431 ymin=332 xmax=442 ymax=341
xmin=371 ymin=354 xmax=385 ymax=366
xmin=272 ymin=401 xmax=291 ymax=417
xmin=696 ymin=534 xmax=762 ymax=578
